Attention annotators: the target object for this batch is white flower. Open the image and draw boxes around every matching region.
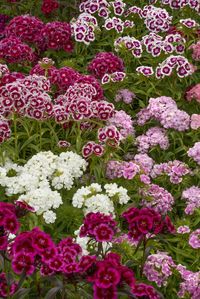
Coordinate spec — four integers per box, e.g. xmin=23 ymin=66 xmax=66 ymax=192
xmin=43 ymin=210 xmax=57 ymax=224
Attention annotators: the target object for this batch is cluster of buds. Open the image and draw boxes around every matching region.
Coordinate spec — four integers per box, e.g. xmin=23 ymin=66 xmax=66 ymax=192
xmin=82 ymin=141 xmax=104 ymax=158
xmin=114 ymin=36 xmax=143 ymax=58
xmin=71 ymin=13 xmax=98 ymax=45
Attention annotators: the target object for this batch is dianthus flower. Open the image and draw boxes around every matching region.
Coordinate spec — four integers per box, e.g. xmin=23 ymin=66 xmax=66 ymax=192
xmin=187 ymin=142 xmax=200 ymax=165
xmin=0 ymin=119 xmax=11 ymax=143
xmin=151 ymin=160 xmax=191 ymax=184
xmin=107 ymin=110 xmax=134 ymax=139
xmin=41 ymin=0 xmax=59 ymax=15
xmin=191 ymin=114 xmax=200 ymax=129
xmin=190 ymin=41 xmax=200 ymax=61
xmin=132 ymin=282 xmax=161 ymax=298
xmin=177 ymin=265 xmax=200 ymax=299
xmin=88 ymin=52 xmax=124 ymax=79
xmin=177 ymin=225 xmax=190 ymax=234
xmin=143 ymin=252 xmax=176 ymax=287
xmin=182 ymin=186 xmax=200 ymax=214
xmin=186 ymin=84 xmax=200 ymax=103
xmin=0 ymin=273 xmax=17 ymax=298
xmin=189 ymin=229 xmax=200 ymax=249
xmin=136 ymin=127 xmax=169 ymax=153
xmin=140 ymin=184 xmax=174 ymax=214
xmin=114 ymin=89 xmax=136 ymax=104
xmin=122 ymin=207 xmax=175 ymax=241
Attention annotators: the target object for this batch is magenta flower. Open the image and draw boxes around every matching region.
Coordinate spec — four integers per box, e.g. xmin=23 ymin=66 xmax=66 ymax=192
xmin=12 ymin=253 xmax=35 ymax=275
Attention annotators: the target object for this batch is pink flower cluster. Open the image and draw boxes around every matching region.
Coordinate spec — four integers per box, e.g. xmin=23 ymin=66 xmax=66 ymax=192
xmin=151 ymin=160 xmax=191 ymax=184
xmin=190 ymin=41 xmax=200 ymax=61
xmin=101 ymin=71 xmax=126 ymax=84
xmin=0 ymin=37 xmax=35 ymax=63
xmin=136 ymin=127 xmax=169 ymax=153
xmin=114 ymin=36 xmax=143 ymax=58
xmin=41 ymin=0 xmax=59 ymax=15
xmin=0 ymin=75 xmax=53 ymax=120
xmin=71 ymin=13 xmax=98 ymax=45
xmin=103 ymin=16 xmax=134 ymax=33
xmin=140 ymin=184 xmax=174 ymax=214
xmin=106 ymin=160 xmax=141 ymax=180
xmin=122 ymin=207 xmax=175 ymax=241
xmin=114 ymin=88 xmax=136 ymax=104
xmin=182 ymin=186 xmax=200 ymax=214
xmin=82 ymin=141 xmax=104 ymax=158
xmin=0 ymin=71 xmax=25 ymax=87
xmin=191 ymin=114 xmax=200 ymax=129
xmin=143 ymin=252 xmax=176 ymax=287
xmin=155 ymin=55 xmax=195 ymax=79
xmin=54 ymin=82 xmax=114 ymax=122
xmin=107 ymin=110 xmax=134 ymax=139
xmin=177 ymin=265 xmax=200 ymax=299
xmin=187 ymin=142 xmax=200 ymax=165
xmin=137 ymin=96 xmax=190 ymax=131
xmin=0 ymin=202 xmax=20 ymax=250
xmin=141 ymin=5 xmax=172 ymax=33
xmin=186 ymin=83 xmax=200 ymax=103
xmin=88 ymin=52 xmax=124 ymax=79
xmin=80 ymin=212 xmax=117 ymax=242
xmin=0 ymin=273 xmax=17 ymax=298
xmin=142 ymin=33 xmax=185 ymax=57
xmin=189 ymin=229 xmax=200 ymax=249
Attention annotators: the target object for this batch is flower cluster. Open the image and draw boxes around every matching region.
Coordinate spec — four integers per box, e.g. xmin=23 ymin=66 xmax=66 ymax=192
xmin=151 ymin=160 xmax=191 ymax=184
xmin=190 ymin=41 xmax=200 ymax=61
xmin=38 ymin=21 xmax=73 ymax=53
xmin=80 ymin=212 xmax=117 ymax=242
xmin=155 ymin=55 xmax=195 ymax=79
xmin=72 ymin=183 xmax=130 ymax=215
xmin=132 ymin=282 xmax=160 ymax=299
xmin=187 ymin=142 xmax=200 ymax=165
xmin=0 ymin=202 xmax=20 ymax=250
xmin=0 ymin=119 xmax=11 ymax=143
xmin=142 ymin=32 xmax=185 ymax=57
xmin=141 ymin=5 xmax=172 ymax=33
xmin=107 ymin=110 xmax=134 ymax=139
xmin=177 ymin=265 xmax=200 ymax=299
xmin=88 ymin=52 xmax=124 ymax=79
xmin=161 ymin=0 xmax=200 ymax=12
xmin=54 ymin=82 xmax=114 ymax=122
xmin=103 ymin=16 xmax=134 ymax=33
xmin=0 ymin=273 xmax=17 ymax=298
xmin=0 ymin=151 xmax=87 ymax=223
xmin=82 ymin=141 xmax=104 ymax=158
xmin=114 ymin=88 xmax=136 ymax=104
xmin=191 ymin=114 xmax=200 ymax=129
xmin=106 ymin=160 xmax=141 ymax=180
xmin=5 ymin=15 xmax=44 ymax=44
xmin=143 ymin=252 xmax=176 ymax=287
xmin=41 ymin=0 xmax=59 ymax=15
xmin=136 ymin=127 xmax=169 ymax=153
xmin=114 ymin=36 xmax=142 ymax=58
xmin=71 ymin=13 xmax=98 ymax=45
xmin=0 ymin=75 xmax=53 ymax=120
xmin=98 ymin=125 xmax=121 ymax=147
xmin=79 ymin=0 xmax=110 ymax=18
xmin=186 ymin=83 xmax=200 ymax=103
xmin=182 ymin=186 xmax=200 ymax=214
xmin=137 ymin=96 xmax=190 ymax=131
xmin=122 ymin=207 xmax=175 ymax=241
xmin=140 ymin=184 xmax=174 ymax=214
xmin=189 ymin=229 xmax=200 ymax=249
xmin=101 ymin=71 xmax=126 ymax=84
xmin=0 ymin=37 xmax=35 ymax=63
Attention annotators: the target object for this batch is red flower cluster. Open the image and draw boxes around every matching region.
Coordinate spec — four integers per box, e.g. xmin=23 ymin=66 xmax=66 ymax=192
xmin=89 ymin=252 xmax=135 ymax=299
xmin=80 ymin=212 xmax=117 ymax=242
xmin=41 ymin=0 xmax=59 ymax=15
xmin=122 ymin=207 xmax=175 ymax=241
xmin=132 ymin=283 xmax=160 ymax=299
xmin=0 ymin=202 xmax=20 ymax=250
xmin=0 ymin=71 xmax=25 ymax=87
xmin=5 ymin=15 xmax=44 ymax=44
xmin=0 ymin=37 xmax=36 ymax=63
xmin=0 ymin=272 xmax=17 ymax=298
xmin=82 ymin=141 xmax=104 ymax=158
xmin=88 ymin=52 xmax=124 ymax=79
xmin=38 ymin=21 xmax=73 ymax=53
xmin=0 ymin=119 xmax=11 ymax=143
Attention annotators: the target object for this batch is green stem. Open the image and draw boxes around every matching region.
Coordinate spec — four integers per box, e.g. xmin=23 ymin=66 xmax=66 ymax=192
xmin=13 ymin=114 xmax=19 ymax=161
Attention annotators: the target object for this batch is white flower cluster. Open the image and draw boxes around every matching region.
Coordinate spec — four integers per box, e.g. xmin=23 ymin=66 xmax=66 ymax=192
xmin=72 ymin=183 xmax=130 ymax=216
xmin=0 ymin=151 xmax=87 ymax=223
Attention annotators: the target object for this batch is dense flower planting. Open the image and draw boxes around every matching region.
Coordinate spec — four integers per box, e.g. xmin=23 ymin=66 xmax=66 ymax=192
xmin=0 ymin=0 xmax=200 ymax=298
